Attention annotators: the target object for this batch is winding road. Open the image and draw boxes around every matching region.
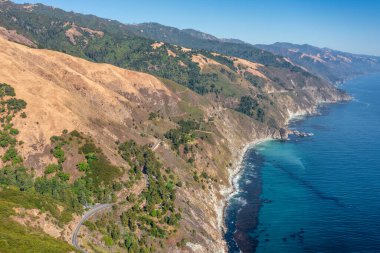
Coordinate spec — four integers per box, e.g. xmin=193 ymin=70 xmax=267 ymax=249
xmin=72 ymin=142 xmax=159 ymax=252
xmin=72 ymin=203 xmax=113 ymax=252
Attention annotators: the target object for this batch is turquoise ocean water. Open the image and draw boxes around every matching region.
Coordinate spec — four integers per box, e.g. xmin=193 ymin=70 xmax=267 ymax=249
xmin=225 ymin=74 xmax=380 ymax=253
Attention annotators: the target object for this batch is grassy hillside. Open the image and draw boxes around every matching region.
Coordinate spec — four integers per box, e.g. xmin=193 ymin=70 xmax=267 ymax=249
xmin=0 ymin=1 xmax=314 ymax=97
xmin=0 ymin=187 xmax=76 ymax=253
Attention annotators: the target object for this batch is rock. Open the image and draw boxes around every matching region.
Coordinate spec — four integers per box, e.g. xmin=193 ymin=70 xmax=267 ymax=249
xmin=271 ymin=127 xmax=289 ymax=140
xmin=291 ymin=130 xmax=314 ymax=137
xmin=279 ymin=128 xmax=288 ymax=140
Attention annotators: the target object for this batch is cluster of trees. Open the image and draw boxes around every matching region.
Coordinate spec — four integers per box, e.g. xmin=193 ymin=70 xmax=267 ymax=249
xmin=78 ymin=141 xmax=121 ymax=186
xmin=237 ymin=96 xmax=266 ymax=122
xmin=118 ymin=140 xmax=182 ymax=250
xmin=200 ymin=50 xmax=237 ymax=71
xmin=0 ymin=84 xmax=26 ymax=166
xmin=244 ymin=72 xmax=265 ymax=89
xmin=148 ymin=111 xmax=161 ymax=121
xmin=164 ymin=120 xmax=200 ymax=151
xmin=0 ymin=84 xmax=30 ymax=190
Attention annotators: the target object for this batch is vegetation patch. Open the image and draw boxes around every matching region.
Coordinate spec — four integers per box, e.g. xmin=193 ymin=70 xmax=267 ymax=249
xmin=237 ymin=96 xmax=266 ymax=122
xmin=115 ymin=140 xmax=182 ymax=252
xmin=0 ymin=187 xmax=76 ymax=253
xmin=164 ymin=120 xmax=200 ymax=152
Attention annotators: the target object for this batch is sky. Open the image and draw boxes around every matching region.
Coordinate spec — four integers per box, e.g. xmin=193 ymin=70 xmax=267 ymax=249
xmin=13 ymin=0 xmax=380 ymax=56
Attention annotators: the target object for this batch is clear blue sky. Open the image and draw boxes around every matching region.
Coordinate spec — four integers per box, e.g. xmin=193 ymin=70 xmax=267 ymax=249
xmin=13 ymin=0 xmax=380 ymax=56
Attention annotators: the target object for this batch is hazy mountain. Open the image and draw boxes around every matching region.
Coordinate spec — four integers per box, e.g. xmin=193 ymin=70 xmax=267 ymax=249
xmin=127 ymin=23 xmax=380 ymax=84
xmin=126 ymin=22 xmax=292 ymax=68
xmin=255 ymin=42 xmax=380 ymax=83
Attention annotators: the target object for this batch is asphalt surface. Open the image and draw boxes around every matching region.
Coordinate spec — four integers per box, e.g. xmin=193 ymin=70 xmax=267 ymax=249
xmin=72 ymin=203 xmax=113 ymax=252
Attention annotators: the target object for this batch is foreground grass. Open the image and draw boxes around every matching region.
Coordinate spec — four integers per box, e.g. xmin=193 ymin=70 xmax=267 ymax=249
xmin=0 ymin=187 xmax=77 ymax=253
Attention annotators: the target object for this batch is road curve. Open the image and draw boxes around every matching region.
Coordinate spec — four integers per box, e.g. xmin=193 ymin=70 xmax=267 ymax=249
xmin=72 ymin=203 xmax=113 ymax=252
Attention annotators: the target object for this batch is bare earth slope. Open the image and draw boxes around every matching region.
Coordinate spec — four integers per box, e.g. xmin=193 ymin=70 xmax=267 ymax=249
xmin=0 ymin=36 xmax=175 ymax=169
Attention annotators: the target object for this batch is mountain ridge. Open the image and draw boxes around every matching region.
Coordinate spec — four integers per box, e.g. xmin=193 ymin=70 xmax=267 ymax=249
xmin=255 ymin=42 xmax=380 ymax=83
xmin=127 ymin=22 xmax=380 ymax=83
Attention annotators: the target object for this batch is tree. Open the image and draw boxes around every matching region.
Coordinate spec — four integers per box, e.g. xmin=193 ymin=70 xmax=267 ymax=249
xmin=103 ymin=236 xmax=114 ymax=247
xmin=76 ymin=161 xmax=89 ymax=172
xmin=257 ymin=108 xmax=265 ymax=122
xmin=237 ymin=96 xmax=258 ymax=117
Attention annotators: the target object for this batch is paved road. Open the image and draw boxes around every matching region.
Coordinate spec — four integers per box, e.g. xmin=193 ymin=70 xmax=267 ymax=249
xmin=72 ymin=141 xmax=160 ymax=252
xmin=72 ymin=203 xmax=113 ymax=252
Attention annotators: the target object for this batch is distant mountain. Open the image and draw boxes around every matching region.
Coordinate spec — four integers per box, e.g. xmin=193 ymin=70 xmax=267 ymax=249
xmin=127 ymin=23 xmax=380 ymax=84
xmin=126 ymin=22 xmax=292 ymax=68
xmin=255 ymin=42 xmax=380 ymax=83
xmin=181 ymin=28 xmax=246 ymax=44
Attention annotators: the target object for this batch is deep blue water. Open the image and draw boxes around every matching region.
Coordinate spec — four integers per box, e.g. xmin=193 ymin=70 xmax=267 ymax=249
xmin=225 ymin=74 xmax=380 ymax=253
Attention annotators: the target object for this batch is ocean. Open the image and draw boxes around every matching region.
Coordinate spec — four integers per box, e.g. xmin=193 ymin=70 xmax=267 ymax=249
xmin=225 ymin=74 xmax=380 ymax=253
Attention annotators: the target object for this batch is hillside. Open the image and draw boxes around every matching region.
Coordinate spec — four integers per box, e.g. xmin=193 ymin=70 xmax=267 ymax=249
xmin=0 ymin=37 xmax=348 ymax=253
xmin=126 ymin=23 xmax=380 ymax=84
xmin=0 ymin=1 xmax=351 ymax=253
xmin=256 ymin=43 xmax=380 ymax=83
xmin=126 ymin=22 xmax=293 ymax=68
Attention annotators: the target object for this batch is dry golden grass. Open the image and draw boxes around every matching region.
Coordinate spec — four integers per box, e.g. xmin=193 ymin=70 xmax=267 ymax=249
xmin=0 ymin=37 xmax=174 ymax=168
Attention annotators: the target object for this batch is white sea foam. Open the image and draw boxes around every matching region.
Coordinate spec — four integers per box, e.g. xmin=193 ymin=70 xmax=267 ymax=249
xmin=353 ymin=98 xmax=370 ymax=107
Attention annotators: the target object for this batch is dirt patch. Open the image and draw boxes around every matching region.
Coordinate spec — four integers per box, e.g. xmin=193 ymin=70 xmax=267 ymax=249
xmin=22 ymin=4 xmax=37 ymax=11
xmin=181 ymin=47 xmax=192 ymax=52
xmin=11 ymin=208 xmax=62 ymax=238
xmin=300 ymin=53 xmax=326 ymax=63
xmin=151 ymin=41 xmax=164 ymax=49
xmin=233 ymin=58 xmax=268 ymax=80
xmin=65 ymin=27 xmax=83 ymax=45
xmin=191 ymin=54 xmax=222 ymax=70
xmin=11 ymin=207 xmax=82 ymax=244
xmin=167 ymin=49 xmax=177 ymax=57
xmin=0 ymin=26 xmax=37 ymax=48
xmin=65 ymin=23 xmax=104 ymax=45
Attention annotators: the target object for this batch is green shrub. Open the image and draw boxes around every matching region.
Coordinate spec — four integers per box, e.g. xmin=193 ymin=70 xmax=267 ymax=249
xmin=9 ymin=128 xmax=19 ymax=135
xmin=5 ymin=98 xmax=27 ymax=112
xmin=0 ymin=131 xmax=16 ymax=147
xmin=44 ymin=164 xmax=60 ymax=175
xmin=57 ymin=172 xmax=70 ymax=181
xmin=0 ymin=83 xmax=16 ymax=97
xmin=2 ymin=147 xmax=18 ymax=163
xmin=76 ymin=161 xmax=89 ymax=172
xmin=52 ymin=147 xmax=65 ymax=163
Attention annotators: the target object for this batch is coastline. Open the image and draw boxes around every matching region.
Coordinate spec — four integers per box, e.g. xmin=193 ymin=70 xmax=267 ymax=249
xmin=220 ymin=137 xmax=271 ymax=252
xmin=220 ymin=101 xmax=348 ymax=252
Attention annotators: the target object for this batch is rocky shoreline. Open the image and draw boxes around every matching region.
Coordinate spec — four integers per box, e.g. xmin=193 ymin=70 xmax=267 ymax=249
xmin=220 ymin=94 xmax=352 ymax=252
